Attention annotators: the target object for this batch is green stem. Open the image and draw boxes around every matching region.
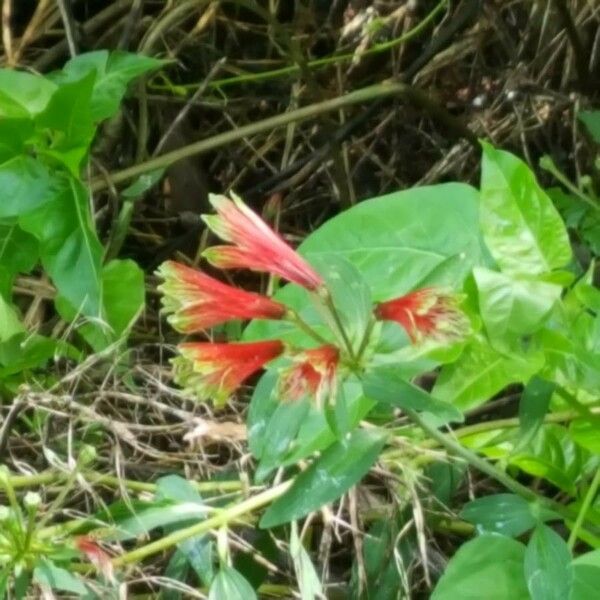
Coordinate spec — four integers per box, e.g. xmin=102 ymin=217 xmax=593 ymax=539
xmin=7 ymin=469 xmax=242 ymax=494
xmin=153 ymin=0 xmax=447 ymax=92
xmin=403 ymin=408 xmax=582 ymax=525
xmin=90 ymin=80 xmax=456 ymax=192
xmin=286 ymin=310 xmax=330 ymax=346
xmin=568 ymin=468 xmax=600 ymax=551
xmin=112 ymin=480 xmax=291 ymax=567
xmin=322 ymin=291 xmax=356 ymax=362
xmin=356 ymin=317 xmax=376 ymax=362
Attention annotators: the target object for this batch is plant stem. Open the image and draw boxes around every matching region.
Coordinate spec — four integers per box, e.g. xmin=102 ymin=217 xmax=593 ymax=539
xmin=7 ymin=469 xmax=242 ymax=493
xmin=111 ymin=480 xmax=291 ymax=567
xmin=356 ymin=317 xmax=376 ymax=362
xmin=322 ymin=291 xmax=356 ymax=362
xmin=286 ymin=310 xmax=330 ymax=346
xmin=90 ymin=79 xmax=472 ymax=192
xmin=154 ymin=0 xmax=448 ymax=92
xmin=568 ymin=468 xmax=600 ymax=551
xmin=403 ymin=408 xmax=579 ymax=521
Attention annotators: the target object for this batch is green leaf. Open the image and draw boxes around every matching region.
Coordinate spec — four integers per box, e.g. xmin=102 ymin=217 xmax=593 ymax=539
xmin=156 ymin=475 xmax=203 ymax=505
xmin=208 ymin=566 xmax=257 ymax=600
xmin=0 ymin=118 xmax=35 ymax=162
xmin=0 ymin=295 xmax=24 ymax=342
xmin=579 ymin=111 xmax=600 ymax=144
xmin=0 ymin=156 xmax=58 ymax=218
xmin=433 ymin=335 xmax=542 ymax=411
xmin=0 ymin=222 xmax=38 ymax=296
xmin=260 ymin=428 xmax=386 ymax=528
xmin=290 ymin=523 xmax=323 ymax=600
xmin=524 ymin=524 xmax=572 ymax=600
xmin=479 ymin=142 xmax=571 ymax=277
xmin=108 ymin=500 xmax=207 ymax=541
xmin=473 ymin=267 xmax=562 ymax=338
xmin=432 ymin=534 xmax=529 ymax=600
xmin=245 ymin=183 xmax=482 ymax=344
xmin=517 ymin=376 xmax=554 ymax=451
xmin=179 ymin=536 xmax=214 ymax=587
xmin=0 ymin=69 xmax=57 ymax=116
xmin=255 ymin=399 xmax=310 ymax=482
xmin=569 ymin=418 xmax=600 ymax=453
xmin=20 ymin=178 xmax=103 ymax=317
xmin=540 ymin=328 xmax=600 ymax=394
xmin=511 ymin=425 xmax=586 ymax=494
xmin=64 ymin=258 xmax=145 ymax=350
xmin=571 ymin=549 xmax=600 ymax=599
xmin=59 ymin=50 xmax=165 ymax=121
xmin=35 ymin=71 xmax=96 ymax=175
xmin=33 ymin=558 xmax=87 ymax=595
xmin=363 ymin=365 xmax=463 ymax=423
xmin=460 ymin=494 xmax=543 ymax=537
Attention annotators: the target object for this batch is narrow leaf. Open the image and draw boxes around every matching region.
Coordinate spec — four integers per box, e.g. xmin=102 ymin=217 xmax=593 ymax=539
xmin=260 ymin=429 xmax=386 ymax=528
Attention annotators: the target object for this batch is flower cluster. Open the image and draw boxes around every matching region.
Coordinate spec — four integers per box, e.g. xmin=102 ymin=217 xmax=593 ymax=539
xmin=157 ymin=193 xmax=468 ymax=407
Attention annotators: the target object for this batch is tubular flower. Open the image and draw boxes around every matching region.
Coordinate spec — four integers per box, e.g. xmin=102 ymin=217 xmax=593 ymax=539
xmin=374 ymin=288 xmax=469 ymax=343
xmin=156 ymin=260 xmax=286 ymax=332
xmin=173 ymin=340 xmax=284 ymax=406
xmin=202 ymin=193 xmax=324 ymax=290
xmin=279 ymin=344 xmax=339 ymax=406
xmin=75 ymin=537 xmax=114 ymax=583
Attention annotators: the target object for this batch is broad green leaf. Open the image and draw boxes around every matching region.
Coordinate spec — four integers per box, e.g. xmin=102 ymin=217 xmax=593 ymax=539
xmin=248 ymin=371 xmax=279 ymax=458
xmin=65 ymin=258 xmax=145 ymax=350
xmin=255 ymin=399 xmax=310 ymax=482
xmin=260 ymin=428 xmax=386 ymax=528
xmin=162 ymin=549 xmax=190 ymax=600
xmin=351 ymin=518 xmax=407 ymax=600
xmin=579 ymin=111 xmax=600 ymax=144
xmin=460 ymin=494 xmax=543 ymax=537
xmin=33 ymin=558 xmax=87 ymax=595
xmin=290 ymin=523 xmax=323 ymax=600
xmin=245 ymin=183 xmax=482 ymax=344
xmin=0 ymin=221 xmax=38 ymax=296
xmin=248 ymin=373 xmax=374 ymax=468
xmin=0 ymin=295 xmax=24 ymax=342
xmin=517 ymin=376 xmax=555 ymax=451
xmin=480 ymin=142 xmax=571 ymax=276
xmin=0 ymin=69 xmax=57 ymax=116
xmin=156 ymin=475 xmax=203 ymax=504
xmin=0 ymin=155 xmax=58 ymax=218
xmin=511 ymin=425 xmax=586 ymax=494
xmin=208 ymin=566 xmax=256 ymax=600
xmin=540 ymin=328 xmax=600 ymax=394
xmin=363 ymin=365 xmax=463 ymax=423
xmin=20 ymin=178 xmax=103 ymax=317
xmin=59 ymin=50 xmax=165 ymax=121
xmin=0 ymin=118 xmax=35 ymax=161
xmin=431 ymin=534 xmax=529 ymax=600
xmin=473 ymin=267 xmax=562 ymax=338
xmin=571 ymin=549 xmax=600 ymax=599
xmin=0 ymin=334 xmax=76 ymax=377
xmin=35 ymin=71 xmax=96 ymax=175
xmin=569 ymin=418 xmax=600 ymax=453
xmin=524 ymin=524 xmax=572 ymax=600
xmin=433 ymin=335 xmax=542 ymax=411
xmin=179 ymin=536 xmax=214 ymax=587
xmin=108 ymin=501 xmax=207 ymax=541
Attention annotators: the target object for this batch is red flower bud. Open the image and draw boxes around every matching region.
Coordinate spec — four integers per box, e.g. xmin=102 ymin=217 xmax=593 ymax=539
xmin=174 ymin=340 xmax=284 ymax=406
xmin=156 ymin=261 xmax=286 ymax=332
xmin=202 ymin=193 xmax=323 ymax=290
xmin=375 ymin=288 xmax=468 ymax=343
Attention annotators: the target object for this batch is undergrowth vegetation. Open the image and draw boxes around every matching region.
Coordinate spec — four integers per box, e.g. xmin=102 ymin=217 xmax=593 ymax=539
xmin=1 ymin=1 xmax=599 ymax=598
